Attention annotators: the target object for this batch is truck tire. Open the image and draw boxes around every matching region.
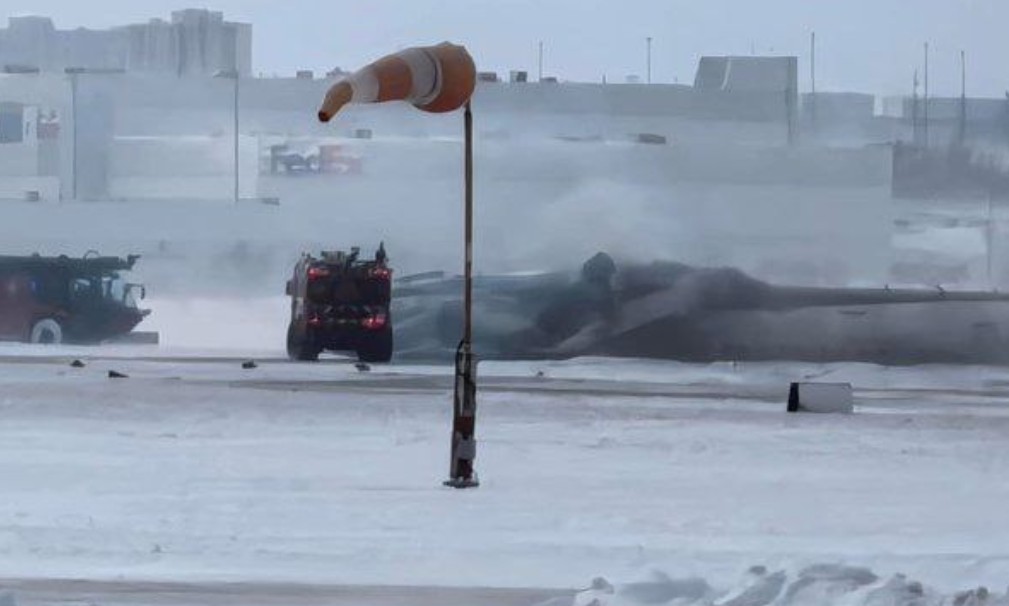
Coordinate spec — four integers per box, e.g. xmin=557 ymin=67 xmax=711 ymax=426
xmin=30 ymin=318 xmax=64 ymax=345
xmin=358 ymin=326 xmax=393 ymax=363
xmin=286 ymin=322 xmax=321 ymax=361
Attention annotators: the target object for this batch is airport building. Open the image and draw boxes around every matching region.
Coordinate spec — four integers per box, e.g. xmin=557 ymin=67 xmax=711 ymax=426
xmin=1 ymin=9 xmax=1008 ymax=288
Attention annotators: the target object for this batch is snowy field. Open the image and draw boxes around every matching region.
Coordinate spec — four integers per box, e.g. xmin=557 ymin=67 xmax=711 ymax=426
xmin=2 ymin=347 xmax=1009 ymax=605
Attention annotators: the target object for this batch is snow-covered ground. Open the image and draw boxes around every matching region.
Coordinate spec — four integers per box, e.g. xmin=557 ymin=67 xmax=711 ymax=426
xmin=2 ymin=348 xmax=1009 ymax=604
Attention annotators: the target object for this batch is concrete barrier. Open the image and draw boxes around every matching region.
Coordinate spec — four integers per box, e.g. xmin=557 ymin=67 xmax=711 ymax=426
xmin=787 ymin=382 xmax=853 ymax=414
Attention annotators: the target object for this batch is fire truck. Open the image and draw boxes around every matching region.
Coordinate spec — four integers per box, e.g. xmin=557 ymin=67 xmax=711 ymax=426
xmin=285 ymin=244 xmax=393 ymax=362
xmin=0 ymin=253 xmax=149 ymax=344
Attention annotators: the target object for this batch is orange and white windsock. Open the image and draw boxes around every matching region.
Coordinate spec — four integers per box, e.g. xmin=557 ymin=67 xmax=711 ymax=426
xmin=318 ymin=42 xmax=476 ymax=122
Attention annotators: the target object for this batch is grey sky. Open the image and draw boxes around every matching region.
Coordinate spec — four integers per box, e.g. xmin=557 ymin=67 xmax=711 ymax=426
xmin=5 ymin=0 xmax=1008 ymax=98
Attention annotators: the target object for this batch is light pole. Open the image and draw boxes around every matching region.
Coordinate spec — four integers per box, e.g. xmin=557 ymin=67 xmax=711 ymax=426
xmin=214 ymin=69 xmax=240 ymax=204
xmin=959 ymin=50 xmax=967 ymax=146
xmin=646 ymin=37 xmax=652 ymax=84
xmin=810 ymin=31 xmax=817 ymax=129
xmin=923 ymin=42 xmax=930 ymax=148
xmin=538 ymin=41 xmax=544 ymax=82
xmin=911 ymin=69 xmax=919 ymax=145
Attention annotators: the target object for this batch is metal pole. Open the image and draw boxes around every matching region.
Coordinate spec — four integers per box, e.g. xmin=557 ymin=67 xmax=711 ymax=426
xmin=233 ymin=76 xmax=240 ymax=204
xmin=71 ymin=72 xmax=78 ymax=201
xmin=646 ymin=37 xmax=652 ymax=84
xmin=959 ymin=49 xmax=967 ymax=146
xmin=810 ymin=31 xmax=816 ymax=129
xmin=923 ymin=42 xmax=929 ymax=148
xmin=538 ymin=41 xmax=543 ymax=82
xmin=446 ymin=101 xmax=478 ymax=489
xmin=912 ymin=69 xmax=920 ymax=145
xmin=463 ymin=102 xmax=473 ymax=346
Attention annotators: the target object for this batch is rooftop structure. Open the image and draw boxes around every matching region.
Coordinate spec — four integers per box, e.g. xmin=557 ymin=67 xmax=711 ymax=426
xmin=0 ymin=9 xmax=251 ymax=77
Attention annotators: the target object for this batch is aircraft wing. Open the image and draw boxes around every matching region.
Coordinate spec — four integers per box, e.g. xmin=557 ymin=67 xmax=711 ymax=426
xmin=753 ymin=285 xmax=1009 ymax=310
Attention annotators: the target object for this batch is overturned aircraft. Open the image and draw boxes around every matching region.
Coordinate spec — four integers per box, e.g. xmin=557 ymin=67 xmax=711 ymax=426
xmin=393 ymin=253 xmax=1009 ymax=365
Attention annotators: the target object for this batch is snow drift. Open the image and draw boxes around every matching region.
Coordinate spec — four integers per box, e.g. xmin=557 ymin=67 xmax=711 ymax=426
xmin=554 ymin=564 xmax=1006 ymax=606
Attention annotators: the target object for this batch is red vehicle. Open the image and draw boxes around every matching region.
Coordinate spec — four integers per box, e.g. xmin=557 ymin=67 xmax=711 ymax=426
xmin=286 ymin=245 xmax=393 ymax=363
xmin=0 ymin=253 xmax=149 ymax=344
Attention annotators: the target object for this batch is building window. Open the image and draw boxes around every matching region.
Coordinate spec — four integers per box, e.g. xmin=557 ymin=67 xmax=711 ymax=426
xmin=0 ymin=104 xmax=25 ymax=144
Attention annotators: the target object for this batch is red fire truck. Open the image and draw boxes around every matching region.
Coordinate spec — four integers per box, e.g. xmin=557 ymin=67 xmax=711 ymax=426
xmin=0 ymin=253 xmax=149 ymax=344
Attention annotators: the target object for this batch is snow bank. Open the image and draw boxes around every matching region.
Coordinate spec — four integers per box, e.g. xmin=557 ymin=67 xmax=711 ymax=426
xmin=559 ymin=564 xmax=1006 ymax=606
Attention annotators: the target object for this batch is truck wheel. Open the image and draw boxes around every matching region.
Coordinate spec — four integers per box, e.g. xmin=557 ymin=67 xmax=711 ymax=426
xmin=286 ymin=322 xmax=321 ymax=361
xmin=30 ymin=318 xmax=64 ymax=345
xmin=358 ymin=326 xmax=393 ymax=363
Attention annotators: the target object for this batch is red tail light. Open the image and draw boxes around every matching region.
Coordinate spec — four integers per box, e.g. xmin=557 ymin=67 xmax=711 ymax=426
xmin=307 ymin=266 xmax=331 ymax=280
xmin=368 ymin=267 xmax=392 ymax=280
xmin=307 ymin=315 xmax=323 ymax=327
xmin=361 ymin=314 xmax=387 ymax=330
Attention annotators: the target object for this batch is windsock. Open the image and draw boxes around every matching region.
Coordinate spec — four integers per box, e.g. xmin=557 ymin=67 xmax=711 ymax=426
xmin=318 ymin=42 xmax=476 ymax=122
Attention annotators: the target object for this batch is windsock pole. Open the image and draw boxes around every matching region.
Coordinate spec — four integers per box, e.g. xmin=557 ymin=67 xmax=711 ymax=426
xmin=445 ymin=100 xmax=479 ymax=489
xmin=464 ymin=102 xmax=473 ymax=347
xmin=314 ymin=43 xmax=480 ymax=488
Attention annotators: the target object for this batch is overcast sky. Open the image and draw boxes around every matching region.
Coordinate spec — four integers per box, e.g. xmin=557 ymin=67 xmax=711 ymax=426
xmin=5 ymin=0 xmax=1009 ymax=98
